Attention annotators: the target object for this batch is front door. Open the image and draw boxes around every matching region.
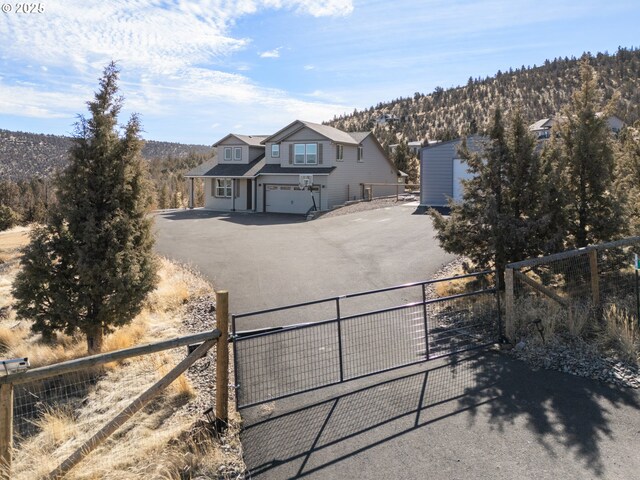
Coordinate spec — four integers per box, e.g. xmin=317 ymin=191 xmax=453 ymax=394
xmin=246 ymin=180 xmax=252 ymax=210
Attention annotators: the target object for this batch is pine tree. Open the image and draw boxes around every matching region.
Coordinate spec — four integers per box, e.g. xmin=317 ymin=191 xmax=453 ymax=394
xmin=12 ymin=63 xmax=158 ymax=354
xmin=614 ymin=121 xmax=640 ymax=234
xmin=554 ymin=58 xmax=625 ymax=247
xmin=430 ymin=108 xmax=546 ymax=286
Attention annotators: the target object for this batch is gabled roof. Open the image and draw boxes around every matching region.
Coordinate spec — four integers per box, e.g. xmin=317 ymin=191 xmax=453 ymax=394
xmin=212 ymin=133 xmax=268 ymax=147
xmin=529 ymin=118 xmax=554 ymax=131
xmin=347 ymin=132 xmax=370 ymax=143
xmin=262 ymin=120 xmax=359 ymax=145
xmin=185 ymin=155 xmax=265 ymax=178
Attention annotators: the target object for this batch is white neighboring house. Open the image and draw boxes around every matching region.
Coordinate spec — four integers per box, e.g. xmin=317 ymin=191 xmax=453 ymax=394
xmin=529 ymin=114 xmax=625 ymax=139
xmin=186 ymin=120 xmax=400 ymax=214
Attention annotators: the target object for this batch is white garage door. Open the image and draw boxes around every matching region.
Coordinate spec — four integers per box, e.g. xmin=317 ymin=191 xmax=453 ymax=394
xmin=265 ymin=185 xmax=319 ymax=214
xmin=452 ymin=159 xmax=474 ymax=203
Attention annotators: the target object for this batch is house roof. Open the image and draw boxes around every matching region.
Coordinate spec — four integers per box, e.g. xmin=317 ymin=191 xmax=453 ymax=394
xmin=185 ymin=158 xmax=217 ymax=177
xmin=262 ymin=120 xmax=360 ymax=145
xmin=186 ymin=155 xmax=265 ymax=178
xmin=529 ymin=118 xmax=554 ymax=131
xmin=347 ymin=132 xmax=371 ymax=143
xmin=256 ymin=164 xmax=336 ymax=175
xmin=212 ymin=133 xmax=268 ymax=147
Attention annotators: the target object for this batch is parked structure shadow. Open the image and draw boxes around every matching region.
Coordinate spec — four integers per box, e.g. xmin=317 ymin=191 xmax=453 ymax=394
xmin=241 ymin=351 xmax=640 ymax=479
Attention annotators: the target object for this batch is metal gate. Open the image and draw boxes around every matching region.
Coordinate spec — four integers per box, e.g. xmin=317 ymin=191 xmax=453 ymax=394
xmin=232 ymin=271 xmax=500 ymax=409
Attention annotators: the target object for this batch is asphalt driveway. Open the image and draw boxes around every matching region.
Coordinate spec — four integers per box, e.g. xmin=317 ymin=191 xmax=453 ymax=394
xmin=153 ymin=203 xmax=456 ymax=328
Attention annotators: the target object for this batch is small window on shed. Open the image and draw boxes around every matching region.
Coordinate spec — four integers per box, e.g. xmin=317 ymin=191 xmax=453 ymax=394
xmin=336 ymin=144 xmax=343 ymax=161
xmin=357 ymin=145 xmax=364 ymax=162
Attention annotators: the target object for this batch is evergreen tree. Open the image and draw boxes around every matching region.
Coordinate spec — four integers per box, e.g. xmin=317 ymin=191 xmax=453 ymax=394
xmin=393 ymin=140 xmax=411 ymax=174
xmin=614 ymin=121 xmax=640 ymax=235
xmin=430 ymin=108 xmax=546 ymax=286
xmin=554 ymin=59 xmax=625 ymax=247
xmin=12 ymin=63 xmax=158 ymax=353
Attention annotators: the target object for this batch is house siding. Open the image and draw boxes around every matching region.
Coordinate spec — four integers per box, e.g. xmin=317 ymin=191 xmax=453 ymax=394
xmin=327 ymin=135 xmax=397 ymax=208
xmin=205 ymin=178 xmax=249 ymax=211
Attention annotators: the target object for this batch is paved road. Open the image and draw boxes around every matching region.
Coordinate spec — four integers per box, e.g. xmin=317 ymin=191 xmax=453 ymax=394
xmin=240 ymin=350 xmax=640 ymax=480
xmin=153 ymin=204 xmax=456 ymax=329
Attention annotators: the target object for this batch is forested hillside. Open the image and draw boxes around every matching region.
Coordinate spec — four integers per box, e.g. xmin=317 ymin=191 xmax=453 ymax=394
xmin=327 ymin=48 xmax=640 ymax=146
xmin=0 ymin=129 xmax=213 ymax=181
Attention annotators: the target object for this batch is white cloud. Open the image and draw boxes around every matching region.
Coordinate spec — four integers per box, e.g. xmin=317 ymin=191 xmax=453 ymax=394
xmin=303 ymin=64 xmax=315 ymax=70
xmin=260 ymin=47 xmax=282 ymax=58
xmin=0 ymin=0 xmax=355 ymax=140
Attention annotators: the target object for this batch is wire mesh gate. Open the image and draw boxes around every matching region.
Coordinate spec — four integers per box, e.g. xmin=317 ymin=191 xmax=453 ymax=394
xmin=232 ymin=271 xmax=500 ymax=409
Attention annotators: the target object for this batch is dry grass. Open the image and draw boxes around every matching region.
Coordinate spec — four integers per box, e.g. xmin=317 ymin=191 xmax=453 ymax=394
xmin=599 ymin=304 xmax=639 ymax=363
xmin=434 ymin=275 xmax=476 ymax=297
xmin=0 ymin=225 xmax=30 ymax=263
xmin=1 ymin=248 xmax=245 ymax=479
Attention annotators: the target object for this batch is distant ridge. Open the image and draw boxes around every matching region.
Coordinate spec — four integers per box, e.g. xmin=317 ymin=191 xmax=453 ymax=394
xmin=326 ymin=48 xmax=640 ymax=146
xmin=0 ymin=129 xmax=213 ymax=180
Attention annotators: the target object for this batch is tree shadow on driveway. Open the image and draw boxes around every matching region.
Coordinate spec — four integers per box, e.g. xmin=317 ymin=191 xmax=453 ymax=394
xmin=240 ymin=350 xmax=640 ymax=479
xmin=155 ymin=209 xmax=305 ymax=226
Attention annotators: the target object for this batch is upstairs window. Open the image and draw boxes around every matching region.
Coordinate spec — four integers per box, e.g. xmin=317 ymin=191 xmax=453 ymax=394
xmin=271 ymin=144 xmax=280 ymax=158
xmin=294 ymin=143 xmax=318 ymax=165
xmin=234 ymin=147 xmax=242 ymax=161
xmin=336 ymin=144 xmax=343 ymax=161
xmin=357 ymin=145 xmax=364 ymax=162
xmin=224 ymin=147 xmax=232 ymax=161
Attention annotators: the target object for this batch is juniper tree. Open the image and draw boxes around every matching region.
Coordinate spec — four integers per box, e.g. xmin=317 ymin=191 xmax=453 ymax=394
xmin=614 ymin=121 xmax=640 ymax=235
xmin=430 ymin=108 xmax=547 ymax=287
xmin=553 ymin=58 xmax=625 ymax=247
xmin=12 ymin=63 xmax=158 ymax=353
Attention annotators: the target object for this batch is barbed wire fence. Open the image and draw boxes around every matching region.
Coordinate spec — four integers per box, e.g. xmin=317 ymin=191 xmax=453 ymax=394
xmin=504 ymin=237 xmax=640 ymax=341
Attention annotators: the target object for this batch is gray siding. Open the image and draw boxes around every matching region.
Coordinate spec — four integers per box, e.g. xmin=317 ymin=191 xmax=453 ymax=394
xmin=327 ymin=135 xmax=397 ymax=208
xmin=205 ymin=178 xmax=250 ymax=211
xmin=420 ymin=135 xmax=484 ymax=207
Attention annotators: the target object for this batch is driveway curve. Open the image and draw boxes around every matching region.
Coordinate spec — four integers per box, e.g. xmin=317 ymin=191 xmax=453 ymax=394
xmin=153 ymin=203 xmax=455 ymax=329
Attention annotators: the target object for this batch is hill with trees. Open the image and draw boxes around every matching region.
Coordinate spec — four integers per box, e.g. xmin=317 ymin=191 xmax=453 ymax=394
xmin=0 ymin=128 xmax=213 ymax=181
xmin=326 ymin=48 xmax=640 ymax=147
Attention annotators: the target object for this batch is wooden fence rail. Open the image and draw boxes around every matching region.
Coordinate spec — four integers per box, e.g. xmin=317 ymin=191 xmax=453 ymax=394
xmin=0 ymin=290 xmax=230 ymax=480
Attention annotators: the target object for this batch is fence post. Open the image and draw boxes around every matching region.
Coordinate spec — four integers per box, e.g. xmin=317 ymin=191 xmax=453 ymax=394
xmin=216 ymin=290 xmax=229 ymax=424
xmin=504 ymin=268 xmax=515 ymax=343
xmin=0 ymin=383 xmax=12 ymax=480
xmin=588 ymin=250 xmax=600 ymax=306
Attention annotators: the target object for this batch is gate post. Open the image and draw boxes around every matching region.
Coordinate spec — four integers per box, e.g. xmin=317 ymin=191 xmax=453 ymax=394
xmin=0 ymin=383 xmax=13 ymax=480
xmin=216 ymin=290 xmax=229 ymax=423
xmin=504 ymin=268 xmax=516 ymax=343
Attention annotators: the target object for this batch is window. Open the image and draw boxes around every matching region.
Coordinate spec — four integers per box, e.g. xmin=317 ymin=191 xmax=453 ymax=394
xmin=271 ymin=144 xmax=280 ymax=158
xmin=306 ymin=143 xmax=317 ymax=164
xmin=357 ymin=145 xmax=364 ymax=162
xmin=215 ymin=178 xmax=232 ymax=198
xmin=224 ymin=147 xmax=232 ymax=161
xmin=234 ymin=147 xmax=242 ymax=161
xmin=294 ymin=143 xmax=319 ymax=165
xmin=336 ymin=144 xmax=343 ymax=161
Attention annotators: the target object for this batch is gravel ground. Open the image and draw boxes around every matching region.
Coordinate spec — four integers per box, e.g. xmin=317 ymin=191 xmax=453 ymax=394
xmin=179 ymin=292 xmax=247 ymax=479
xmin=314 ymin=194 xmax=419 ymax=220
xmin=428 ymin=257 xmax=640 ymax=389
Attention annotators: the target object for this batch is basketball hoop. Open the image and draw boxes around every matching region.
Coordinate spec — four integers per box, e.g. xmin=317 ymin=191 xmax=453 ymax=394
xmin=299 ymin=174 xmax=313 ymax=190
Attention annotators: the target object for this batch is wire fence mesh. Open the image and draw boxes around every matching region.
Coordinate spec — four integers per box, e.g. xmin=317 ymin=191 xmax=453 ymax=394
xmin=507 ymin=236 xmax=640 ymax=338
xmin=234 ymin=272 xmax=500 ymax=408
xmin=8 ymin=342 xmax=215 ymax=480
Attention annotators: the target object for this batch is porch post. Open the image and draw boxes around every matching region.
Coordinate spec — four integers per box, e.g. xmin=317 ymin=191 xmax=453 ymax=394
xmin=189 ymin=178 xmax=195 ymax=209
xmin=231 ymin=179 xmax=236 ymax=212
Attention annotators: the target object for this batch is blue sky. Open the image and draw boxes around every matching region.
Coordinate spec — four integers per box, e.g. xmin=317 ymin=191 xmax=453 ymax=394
xmin=0 ymin=0 xmax=639 ymax=145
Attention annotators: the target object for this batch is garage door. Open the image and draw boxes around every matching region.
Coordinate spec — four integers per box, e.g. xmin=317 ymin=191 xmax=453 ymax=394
xmin=265 ymin=185 xmax=319 ymax=214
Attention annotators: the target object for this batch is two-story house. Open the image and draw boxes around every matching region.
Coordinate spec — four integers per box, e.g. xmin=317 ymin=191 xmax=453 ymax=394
xmin=186 ymin=120 xmax=399 ymax=214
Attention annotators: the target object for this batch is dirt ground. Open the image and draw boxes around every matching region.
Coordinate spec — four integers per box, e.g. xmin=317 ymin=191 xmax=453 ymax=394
xmin=0 ymin=226 xmax=30 ymax=263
